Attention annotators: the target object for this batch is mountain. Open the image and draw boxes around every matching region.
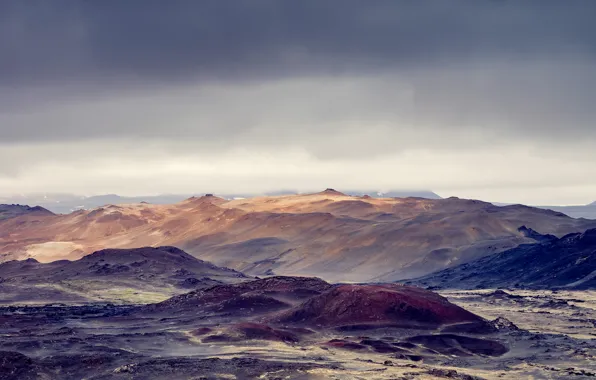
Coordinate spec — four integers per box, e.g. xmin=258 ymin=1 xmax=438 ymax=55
xmin=0 ymin=194 xmax=192 ymax=214
xmin=405 ymin=228 xmax=596 ymax=290
xmin=345 ymin=190 xmax=442 ymax=199
xmin=0 ymin=246 xmax=246 ymax=304
xmin=0 ymin=204 xmax=54 ymax=221
xmin=1 ymin=192 xmax=596 ymax=282
xmin=0 ymin=190 xmax=441 ymax=214
xmin=536 ymin=203 xmax=596 ymax=220
xmin=148 ymin=275 xmax=498 ymax=335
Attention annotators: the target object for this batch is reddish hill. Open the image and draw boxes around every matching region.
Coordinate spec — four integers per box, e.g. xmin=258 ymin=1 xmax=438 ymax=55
xmin=147 ymin=276 xmax=488 ymax=334
xmin=273 ymin=284 xmax=484 ymax=330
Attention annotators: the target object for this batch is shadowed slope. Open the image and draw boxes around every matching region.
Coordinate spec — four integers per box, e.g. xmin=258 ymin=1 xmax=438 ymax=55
xmin=406 ymin=228 xmax=596 ymax=290
xmin=0 ymin=204 xmax=54 ymax=221
xmin=273 ymin=283 xmax=485 ymax=330
xmin=0 ymin=246 xmax=247 ymax=304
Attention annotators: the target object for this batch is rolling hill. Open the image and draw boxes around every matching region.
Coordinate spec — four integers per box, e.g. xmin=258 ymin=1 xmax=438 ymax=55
xmin=0 ymin=190 xmax=441 ymax=214
xmin=0 ymin=246 xmax=246 ymax=304
xmin=1 ymin=190 xmax=596 ymax=282
xmin=0 ymin=204 xmax=54 ymax=221
xmin=405 ymin=228 xmax=596 ymax=290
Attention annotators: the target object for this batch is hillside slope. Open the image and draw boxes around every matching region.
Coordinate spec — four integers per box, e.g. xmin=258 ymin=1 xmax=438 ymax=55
xmin=1 ymin=191 xmax=596 ymax=282
xmin=0 ymin=246 xmax=246 ymax=304
xmin=405 ymin=228 xmax=596 ymax=290
xmin=0 ymin=204 xmax=54 ymax=221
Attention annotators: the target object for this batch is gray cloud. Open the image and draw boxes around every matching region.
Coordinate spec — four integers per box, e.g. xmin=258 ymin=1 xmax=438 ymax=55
xmin=1 ymin=1 xmax=595 ymax=87
xmin=1 ymin=1 xmax=596 ymax=203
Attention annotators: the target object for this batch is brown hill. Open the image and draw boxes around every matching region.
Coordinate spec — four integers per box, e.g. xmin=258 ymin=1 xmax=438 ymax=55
xmin=1 ymin=192 xmax=595 ymax=282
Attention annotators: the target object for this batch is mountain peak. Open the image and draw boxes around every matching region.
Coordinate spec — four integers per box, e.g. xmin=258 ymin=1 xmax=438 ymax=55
xmin=320 ymin=188 xmax=346 ymax=196
xmin=184 ymin=194 xmax=225 ymax=203
xmin=0 ymin=204 xmax=55 ymax=221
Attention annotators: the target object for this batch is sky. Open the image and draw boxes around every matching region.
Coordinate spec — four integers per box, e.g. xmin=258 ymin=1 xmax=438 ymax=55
xmin=1 ymin=1 xmax=596 ymax=205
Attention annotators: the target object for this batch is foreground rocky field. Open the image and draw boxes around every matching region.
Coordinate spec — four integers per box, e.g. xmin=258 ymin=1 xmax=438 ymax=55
xmin=1 ymin=276 xmax=595 ymax=379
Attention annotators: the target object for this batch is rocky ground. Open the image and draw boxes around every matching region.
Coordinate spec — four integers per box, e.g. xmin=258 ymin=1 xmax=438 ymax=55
xmin=1 ymin=277 xmax=595 ymax=379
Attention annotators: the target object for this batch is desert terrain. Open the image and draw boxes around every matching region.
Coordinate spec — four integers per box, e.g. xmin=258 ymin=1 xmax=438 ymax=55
xmin=1 ymin=194 xmax=596 ymax=379
xmin=2 ymin=191 xmax=596 ymax=283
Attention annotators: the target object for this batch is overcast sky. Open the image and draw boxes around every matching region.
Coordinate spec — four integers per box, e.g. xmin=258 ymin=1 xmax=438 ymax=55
xmin=1 ymin=1 xmax=596 ymax=205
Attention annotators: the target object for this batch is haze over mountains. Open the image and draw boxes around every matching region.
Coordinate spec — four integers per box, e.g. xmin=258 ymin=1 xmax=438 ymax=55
xmin=540 ymin=203 xmax=596 ymax=220
xmin=0 ymin=190 xmax=442 ymax=214
xmin=2 ymin=190 xmax=596 ymax=282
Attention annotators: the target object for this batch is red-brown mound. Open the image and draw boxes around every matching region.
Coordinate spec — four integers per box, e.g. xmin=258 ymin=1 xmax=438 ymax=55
xmin=218 ymin=293 xmax=290 ymax=314
xmin=273 ymin=284 xmax=485 ymax=330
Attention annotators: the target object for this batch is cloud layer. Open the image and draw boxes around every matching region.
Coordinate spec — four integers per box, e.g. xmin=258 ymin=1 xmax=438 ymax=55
xmin=1 ymin=1 xmax=596 ymax=204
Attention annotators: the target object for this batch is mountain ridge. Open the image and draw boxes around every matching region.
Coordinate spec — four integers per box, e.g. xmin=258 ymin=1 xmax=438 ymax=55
xmin=0 ymin=204 xmax=54 ymax=221
xmin=0 ymin=246 xmax=247 ymax=304
xmin=2 ymin=192 xmax=596 ymax=282
xmin=0 ymin=190 xmax=442 ymax=214
xmin=405 ymin=228 xmax=596 ymax=290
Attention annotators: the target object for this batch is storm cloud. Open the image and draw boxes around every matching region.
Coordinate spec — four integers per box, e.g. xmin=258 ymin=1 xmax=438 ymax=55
xmin=1 ymin=1 xmax=596 ymax=204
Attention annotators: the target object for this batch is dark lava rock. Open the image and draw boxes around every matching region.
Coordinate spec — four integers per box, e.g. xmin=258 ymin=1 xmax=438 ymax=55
xmin=323 ymin=339 xmax=368 ymax=351
xmin=230 ymin=323 xmax=299 ymax=343
xmin=94 ymin=357 xmax=328 ymax=379
xmin=490 ymin=317 xmax=520 ymax=332
xmin=359 ymin=339 xmax=408 ymax=353
xmin=217 ymin=293 xmax=290 ymax=314
xmin=190 ymin=327 xmax=213 ymax=336
xmin=408 ymin=227 xmax=596 ymax=290
xmin=392 ymin=342 xmax=417 ymax=349
xmin=407 ymin=334 xmax=508 ymax=357
xmin=201 ymin=334 xmax=240 ymax=343
xmin=441 ymin=320 xmax=497 ymax=334
xmin=151 ymin=276 xmax=332 ymax=314
xmin=0 ymin=351 xmax=45 ymax=380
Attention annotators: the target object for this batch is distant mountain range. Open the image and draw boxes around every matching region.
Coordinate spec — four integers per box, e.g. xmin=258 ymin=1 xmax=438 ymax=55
xmin=0 ymin=204 xmax=54 ymax=221
xmin=0 ymin=190 xmax=442 ymax=214
xmin=536 ymin=203 xmax=596 ymax=220
xmin=405 ymin=227 xmax=596 ymax=290
xmin=2 ymin=190 xmax=596 ymax=282
xmin=491 ymin=201 xmax=596 ymax=220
